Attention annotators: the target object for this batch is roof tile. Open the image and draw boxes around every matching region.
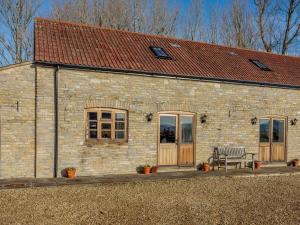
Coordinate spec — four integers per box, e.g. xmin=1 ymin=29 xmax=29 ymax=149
xmin=34 ymin=18 xmax=300 ymax=87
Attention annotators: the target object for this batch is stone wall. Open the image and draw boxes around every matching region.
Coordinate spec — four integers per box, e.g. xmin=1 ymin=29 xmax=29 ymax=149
xmin=35 ymin=66 xmax=55 ymax=178
xmin=0 ymin=63 xmax=35 ymax=178
xmin=52 ymin=67 xmax=300 ymax=176
xmin=1 ymin=63 xmax=300 ymax=178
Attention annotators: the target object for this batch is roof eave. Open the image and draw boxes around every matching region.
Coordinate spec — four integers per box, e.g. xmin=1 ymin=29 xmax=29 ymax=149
xmin=34 ymin=61 xmax=300 ymax=90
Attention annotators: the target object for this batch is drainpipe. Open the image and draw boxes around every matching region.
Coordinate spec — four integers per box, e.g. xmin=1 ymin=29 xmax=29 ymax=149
xmin=54 ymin=65 xmax=59 ymax=178
xmin=34 ymin=65 xmax=37 ymax=178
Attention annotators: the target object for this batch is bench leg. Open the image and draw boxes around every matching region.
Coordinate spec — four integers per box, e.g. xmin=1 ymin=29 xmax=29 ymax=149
xmin=225 ymin=158 xmax=228 ymax=172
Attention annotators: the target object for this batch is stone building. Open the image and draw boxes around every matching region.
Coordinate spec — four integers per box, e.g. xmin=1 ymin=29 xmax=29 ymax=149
xmin=0 ymin=18 xmax=300 ymax=178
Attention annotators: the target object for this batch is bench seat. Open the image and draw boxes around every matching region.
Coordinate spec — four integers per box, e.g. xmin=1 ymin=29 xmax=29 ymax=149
xmin=213 ymin=146 xmax=256 ymax=172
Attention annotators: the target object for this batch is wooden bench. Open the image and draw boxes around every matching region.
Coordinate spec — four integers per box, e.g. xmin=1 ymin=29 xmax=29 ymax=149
xmin=213 ymin=146 xmax=256 ymax=172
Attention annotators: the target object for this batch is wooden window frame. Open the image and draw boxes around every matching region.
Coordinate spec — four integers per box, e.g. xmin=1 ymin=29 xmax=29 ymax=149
xmin=85 ymin=108 xmax=128 ymax=143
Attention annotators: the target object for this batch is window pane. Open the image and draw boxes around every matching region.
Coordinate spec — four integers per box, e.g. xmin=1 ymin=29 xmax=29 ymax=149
xmin=260 ymin=119 xmax=270 ymax=142
xmin=273 ymin=120 xmax=284 ymax=143
xmin=115 ymin=131 xmax=125 ymax=139
xmin=101 ymin=123 xmax=111 ymax=130
xmin=88 ymin=112 xmax=97 ymax=120
xmin=101 ymin=131 xmax=111 ymax=138
xmin=160 ymin=116 xmax=176 ymax=143
xmin=116 ymin=113 xmax=125 ymax=121
xmin=153 ymin=47 xmax=168 ymax=57
xmin=89 ymin=130 xmax=97 ymax=139
xmin=115 ymin=122 xmax=125 ymax=130
xmin=101 ymin=112 xmax=111 ymax=120
xmin=181 ymin=117 xmax=192 ymax=143
xmin=250 ymin=59 xmax=270 ymax=71
xmin=89 ymin=121 xmax=97 ymax=129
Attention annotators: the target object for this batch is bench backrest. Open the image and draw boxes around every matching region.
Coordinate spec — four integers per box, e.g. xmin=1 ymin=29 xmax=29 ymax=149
xmin=214 ymin=146 xmax=246 ymax=159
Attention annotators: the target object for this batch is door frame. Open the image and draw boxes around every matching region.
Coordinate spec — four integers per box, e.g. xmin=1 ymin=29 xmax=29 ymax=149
xmin=258 ymin=115 xmax=287 ymax=162
xmin=157 ymin=111 xmax=196 ymax=167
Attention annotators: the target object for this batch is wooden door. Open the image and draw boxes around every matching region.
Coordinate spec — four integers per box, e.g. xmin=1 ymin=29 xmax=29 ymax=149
xmin=259 ymin=117 xmax=286 ymax=162
xmin=259 ymin=118 xmax=271 ymax=161
xmin=158 ymin=114 xmax=178 ymax=166
xmin=178 ymin=115 xmax=194 ymax=165
xmin=271 ymin=119 xmax=285 ymax=161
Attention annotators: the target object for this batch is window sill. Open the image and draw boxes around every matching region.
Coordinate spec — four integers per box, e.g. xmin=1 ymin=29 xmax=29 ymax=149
xmin=85 ymin=139 xmax=128 ymax=147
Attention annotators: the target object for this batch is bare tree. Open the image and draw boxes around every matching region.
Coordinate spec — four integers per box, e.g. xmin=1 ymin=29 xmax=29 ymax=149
xmin=52 ymin=0 xmax=134 ymax=31
xmin=101 ymin=0 xmax=131 ymax=30
xmin=280 ymin=0 xmax=300 ymax=54
xmin=147 ymin=0 xmax=179 ymax=36
xmin=221 ymin=12 xmax=234 ymax=46
xmin=129 ymin=0 xmax=147 ymax=32
xmin=51 ymin=0 xmax=92 ymax=23
xmin=0 ymin=0 xmax=297 ymax=66
xmin=219 ymin=0 xmax=258 ymax=49
xmin=90 ymin=0 xmax=105 ymax=26
xmin=232 ymin=0 xmax=257 ymax=48
xmin=0 ymin=0 xmax=41 ymax=64
xmin=255 ymin=0 xmax=281 ymax=52
xmin=182 ymin=0 xmax=202 ymax=41
xmin=255 ymin=0 xmax=299 ymax=54
xmin=0 ymin=34 xmax=9 ymax=65
xmin=205 ymin=4 xmax=221 ymax=44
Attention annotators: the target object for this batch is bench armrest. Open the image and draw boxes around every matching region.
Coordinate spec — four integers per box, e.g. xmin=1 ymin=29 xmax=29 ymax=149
xmin=246 ymin=153 xmax=256 ymax=156
xmin=245 ymin=153 xmax=256 ymax=160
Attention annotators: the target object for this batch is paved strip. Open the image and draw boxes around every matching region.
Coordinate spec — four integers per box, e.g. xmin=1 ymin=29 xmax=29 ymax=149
xmin=0 ymin=167 xmax=299 ymax=190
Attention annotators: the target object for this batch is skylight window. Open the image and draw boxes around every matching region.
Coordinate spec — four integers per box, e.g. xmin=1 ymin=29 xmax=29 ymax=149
xmin=149 ymin=46 xmax=171 ymax=59
xmin=249 ymin=59 xmax=271 ymax=71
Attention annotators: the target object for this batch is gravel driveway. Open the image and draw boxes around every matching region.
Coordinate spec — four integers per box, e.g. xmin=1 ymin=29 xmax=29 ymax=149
xmin=0 ymin=175 xmax=299 ymax=225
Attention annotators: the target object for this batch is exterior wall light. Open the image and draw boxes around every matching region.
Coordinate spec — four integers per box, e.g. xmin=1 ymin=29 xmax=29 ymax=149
xmin=251 ymin=117 xmax=257 ymax=125
xmin=291 ymin=118 xmax=297 ymax=126
xmin=200 ymin=114 xmax=207 ymax=123
xmin=146 ymin=113 xmax=153 ymax=122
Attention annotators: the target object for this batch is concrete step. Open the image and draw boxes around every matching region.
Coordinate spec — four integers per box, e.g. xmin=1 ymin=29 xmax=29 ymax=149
xmin=157 ymin=166 xmax=197 ymax=173
xmin=261 ymin=162 xmax=287 ymax=168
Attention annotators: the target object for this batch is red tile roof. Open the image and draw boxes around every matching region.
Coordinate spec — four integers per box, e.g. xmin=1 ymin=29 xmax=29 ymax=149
xmin=34 ymin=18 xmax=300 ymax=87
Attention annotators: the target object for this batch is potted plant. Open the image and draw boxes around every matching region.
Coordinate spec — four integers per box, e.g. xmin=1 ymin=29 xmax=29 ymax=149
xmin=143 ymin=164 xmax=151 ymax=174
xmin=292 ymin=159 xmax=299 ymax=167
xmin=202 ymin=162 xmax=209 ymax=172
xmin=255 ymin=161 xmax=262 ymax=169
xmin=151 ymin=165 xmax=158 ymax=173
xmin=66 ymin=167 xmax=76 ymax=178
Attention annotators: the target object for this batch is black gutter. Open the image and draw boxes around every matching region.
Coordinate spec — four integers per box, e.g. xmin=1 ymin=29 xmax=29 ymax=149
xmin=33 ymin=19 xmax=37 ymax=178
xmin=34 ymin=61 xmax=300 ymax=90
xmin=34 ymin=65 xmax=37 ymax=178
xmin=54 ymin=66 xmax=59 ymax=178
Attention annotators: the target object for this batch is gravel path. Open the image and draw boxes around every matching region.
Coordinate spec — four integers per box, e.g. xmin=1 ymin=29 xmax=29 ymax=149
xmin=0 ymin=175 xmax=299 ymax=225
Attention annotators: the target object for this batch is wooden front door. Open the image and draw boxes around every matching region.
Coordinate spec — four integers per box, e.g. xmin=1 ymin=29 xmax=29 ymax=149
xmin=259 ymin=117 xmax=286 ymax=162
xmin=158 ymin=114 xmax=178 ymax=166
xmin=158 ymin=113 xmax=195 ymax=166
xmin=178 ymin=115 xmax=194 ymax=165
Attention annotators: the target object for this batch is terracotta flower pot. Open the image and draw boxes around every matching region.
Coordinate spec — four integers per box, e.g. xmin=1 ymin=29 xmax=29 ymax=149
xmin=255 ymin=161 xmax=262 ymax=169
xmin=66 ymin=169 xmax=76 ymax=179
xmin=292 ymin=159 xmax=299 ymax=167
xmin=151 ymin=166 xmax=158 ymax=173
xmin=143 ymin=166 xmax=151 ymax=174
xmin=202 ymin=163 xmax=209 ymax=172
